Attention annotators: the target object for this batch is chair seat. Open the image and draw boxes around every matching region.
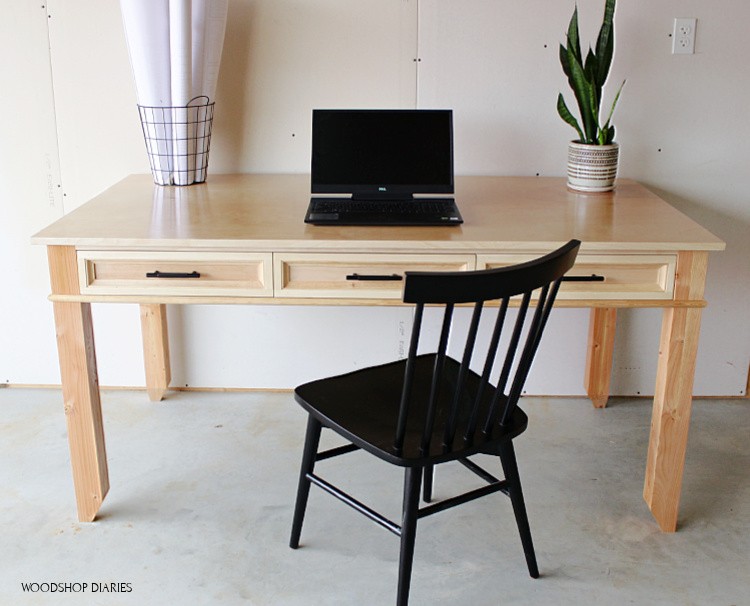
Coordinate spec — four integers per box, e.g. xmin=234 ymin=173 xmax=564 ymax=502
xmin=294 ymin=354 xmax=529 ymax=466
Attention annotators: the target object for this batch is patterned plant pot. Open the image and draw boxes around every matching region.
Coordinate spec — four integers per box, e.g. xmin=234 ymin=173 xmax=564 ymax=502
xmin=567 ymin=141 xmax=619 ymax=192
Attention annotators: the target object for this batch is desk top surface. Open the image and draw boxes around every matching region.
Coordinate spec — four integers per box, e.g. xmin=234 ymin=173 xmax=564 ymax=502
xmin=32 ymin=174 xmax=725 ymax=253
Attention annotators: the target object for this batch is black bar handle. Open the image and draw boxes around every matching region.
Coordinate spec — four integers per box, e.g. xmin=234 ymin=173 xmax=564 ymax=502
xmin=562 ymin=274 xmax=605 ymax=282
xmin=146 ymin=270 xmax=201 ymax=279
xmin=346 ymin=273 xmax=403 ymax=282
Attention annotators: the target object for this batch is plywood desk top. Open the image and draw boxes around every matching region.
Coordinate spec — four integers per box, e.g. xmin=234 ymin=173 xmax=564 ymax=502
xmin=32 ymin=174 xmax=725 ymax=254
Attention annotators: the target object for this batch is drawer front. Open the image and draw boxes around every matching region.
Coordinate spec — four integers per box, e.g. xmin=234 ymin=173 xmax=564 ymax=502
xmin=78 ymin=251 xmax=273 ymax=297
xmin=476 ymin=253 xmax=677 ymax=300
xmin=274 ymin=253 xmax=476 ymax=299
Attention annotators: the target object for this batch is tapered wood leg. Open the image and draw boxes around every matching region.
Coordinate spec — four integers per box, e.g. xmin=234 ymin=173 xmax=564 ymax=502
xmin=644 ymin=252 xmax=708 ymax=532
xmin=48 ymin=246 xmax=109 ymax=522
xmin=585 ymin=307 xmax=617 ymax=408
xmin=140 ymin=304 xmax=171 ymax=401
xmin=53 ymin=301 xmax=109 ymax=522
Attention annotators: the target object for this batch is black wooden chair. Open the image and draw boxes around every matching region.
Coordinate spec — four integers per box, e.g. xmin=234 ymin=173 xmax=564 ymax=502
xmin=289 ymin=240 xmax=581 ymax=605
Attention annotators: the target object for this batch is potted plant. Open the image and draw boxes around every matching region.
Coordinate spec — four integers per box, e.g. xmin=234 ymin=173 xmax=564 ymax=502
xmin=557 ymin=0 xmax=625 ymax=192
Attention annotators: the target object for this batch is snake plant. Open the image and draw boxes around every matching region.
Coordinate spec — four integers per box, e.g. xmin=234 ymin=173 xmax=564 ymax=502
xmin=557 ymin=0 xmax=625 ymax=145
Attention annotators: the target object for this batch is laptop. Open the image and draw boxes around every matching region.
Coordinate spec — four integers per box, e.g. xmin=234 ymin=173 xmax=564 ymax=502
xmin=305 ymin=109 xmax=463 ymax=226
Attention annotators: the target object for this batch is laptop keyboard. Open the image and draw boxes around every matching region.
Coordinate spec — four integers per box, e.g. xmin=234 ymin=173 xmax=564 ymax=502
xmin=310 ymin=198 xmax=456 ymax=215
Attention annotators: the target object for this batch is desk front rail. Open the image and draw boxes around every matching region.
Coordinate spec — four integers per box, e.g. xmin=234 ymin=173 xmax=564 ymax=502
xmin=71 ymin=249 xmax=682 ymax=304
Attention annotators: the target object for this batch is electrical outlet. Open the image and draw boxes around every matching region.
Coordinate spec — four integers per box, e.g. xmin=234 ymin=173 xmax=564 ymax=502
xmin=672 ymin=18 xmax=696 ymax=54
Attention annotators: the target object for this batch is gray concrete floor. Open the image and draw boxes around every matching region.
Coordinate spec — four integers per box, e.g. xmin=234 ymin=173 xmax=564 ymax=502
xmin=1 ymin=387 xmax=748 ymax=606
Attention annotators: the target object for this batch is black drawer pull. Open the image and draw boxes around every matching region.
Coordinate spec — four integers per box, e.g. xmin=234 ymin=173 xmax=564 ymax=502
xmin=346 ymin=273 xmax=403 ymax=282
xmin=562 ymin=274 xmax=605 ymax=282
xmin=146 ymin=270 xmax=201 ymax=279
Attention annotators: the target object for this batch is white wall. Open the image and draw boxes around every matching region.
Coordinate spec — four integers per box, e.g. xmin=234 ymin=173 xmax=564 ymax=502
xmin=1 ymin=0 xmax=747 ymax=396
xmin=0 ymin=4 xmax=64 ymax=386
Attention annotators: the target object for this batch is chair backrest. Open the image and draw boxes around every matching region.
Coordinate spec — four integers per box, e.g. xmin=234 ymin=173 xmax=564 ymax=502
xmin=394 ymin=239 xmax=581 ymax=457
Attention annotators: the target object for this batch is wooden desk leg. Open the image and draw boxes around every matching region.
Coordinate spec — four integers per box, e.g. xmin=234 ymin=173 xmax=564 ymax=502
xmin=644 ymin=252 xmax=708 ymax=532
xmin=140 ymin=304 xmax=171 ymax=401
xmin=53 ymin=301 xmax=109 ymax=522
xmin=585 ymin=307 xmax=617 ymax=408
xmin=49 ymin=246 xmax=109 ymax=522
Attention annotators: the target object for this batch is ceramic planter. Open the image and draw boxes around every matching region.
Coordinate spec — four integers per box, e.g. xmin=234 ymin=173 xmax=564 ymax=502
xmin=567 ymin=141 xmax=619 ymax=192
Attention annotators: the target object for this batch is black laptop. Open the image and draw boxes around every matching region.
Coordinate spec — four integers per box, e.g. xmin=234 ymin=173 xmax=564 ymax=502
xmin=305 ymin=109 xmax=463 ymax=226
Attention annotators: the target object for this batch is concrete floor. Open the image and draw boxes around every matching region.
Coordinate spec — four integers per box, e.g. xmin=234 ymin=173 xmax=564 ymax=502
xmin=1 ymin=388 xmax=748 ymax=606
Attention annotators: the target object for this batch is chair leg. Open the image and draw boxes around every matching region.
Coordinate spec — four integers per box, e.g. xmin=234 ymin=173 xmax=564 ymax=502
xmin=499 ymin=442 xmax=539 ymax=578
xmin=290 ymin=415 xmax=323 ymax=549
xmin=397 ymin=466 xmax=423 ymax=606
xmin=422 ymin=464 xmax=434 ymax=503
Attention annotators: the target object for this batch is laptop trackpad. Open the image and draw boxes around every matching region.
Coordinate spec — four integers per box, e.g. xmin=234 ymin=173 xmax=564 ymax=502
xmin=308 ymin=212 xmax=339 ymax=221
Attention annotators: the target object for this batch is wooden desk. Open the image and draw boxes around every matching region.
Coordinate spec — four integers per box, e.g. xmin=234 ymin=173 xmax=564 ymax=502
xmin=32 ymin=174 xmax=725 ymax=531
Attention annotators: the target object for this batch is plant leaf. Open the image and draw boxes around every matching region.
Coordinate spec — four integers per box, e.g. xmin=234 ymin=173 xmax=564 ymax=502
xmin=566 ymin=44 xmax=597 ymax=143
xmin=597 ymin=125 xmax=615 ymax=145
xmin=606 ymin=125 xmax=615 ymax=144
xmin=602 ymin=79 xmax=626 ymax=130
xmin=559 ymin=43 xmax=573 ymax=79
xmin=583 ymin=47 xmax=597 ymax=78
xmin=588 ymin=81 xmax=601 ymax=143
xmin=557 ymin=93 xmax=584 ymax=141
xmin=583 ymin=47 xmax=602 ymax=109
xmin=594 ymin=0 xmax=616 ymax=86
xmin=566 ymin=5 xmax=582 ymax=65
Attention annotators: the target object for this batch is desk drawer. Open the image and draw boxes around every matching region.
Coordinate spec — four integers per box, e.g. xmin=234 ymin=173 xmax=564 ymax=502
xmin=274 ymin=253 xmax=475 ymax=299
xmin=77 ymin=251 xmax=273 ymax=297
xmin=477 ymin=253 xmax=677 ymax=300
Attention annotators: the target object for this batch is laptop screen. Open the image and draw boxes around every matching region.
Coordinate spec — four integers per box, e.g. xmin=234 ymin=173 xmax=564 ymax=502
xmin=310 ymin=109 xmax=454 ymax=199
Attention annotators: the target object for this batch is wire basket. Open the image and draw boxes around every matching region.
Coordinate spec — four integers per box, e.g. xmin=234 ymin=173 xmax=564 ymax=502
xmin=137 ymin=96 xmax=215 ymax=186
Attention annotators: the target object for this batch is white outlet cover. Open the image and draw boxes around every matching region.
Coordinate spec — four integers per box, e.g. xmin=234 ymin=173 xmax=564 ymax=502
xmin=672 ymin=18 xmax=697 ymax=54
